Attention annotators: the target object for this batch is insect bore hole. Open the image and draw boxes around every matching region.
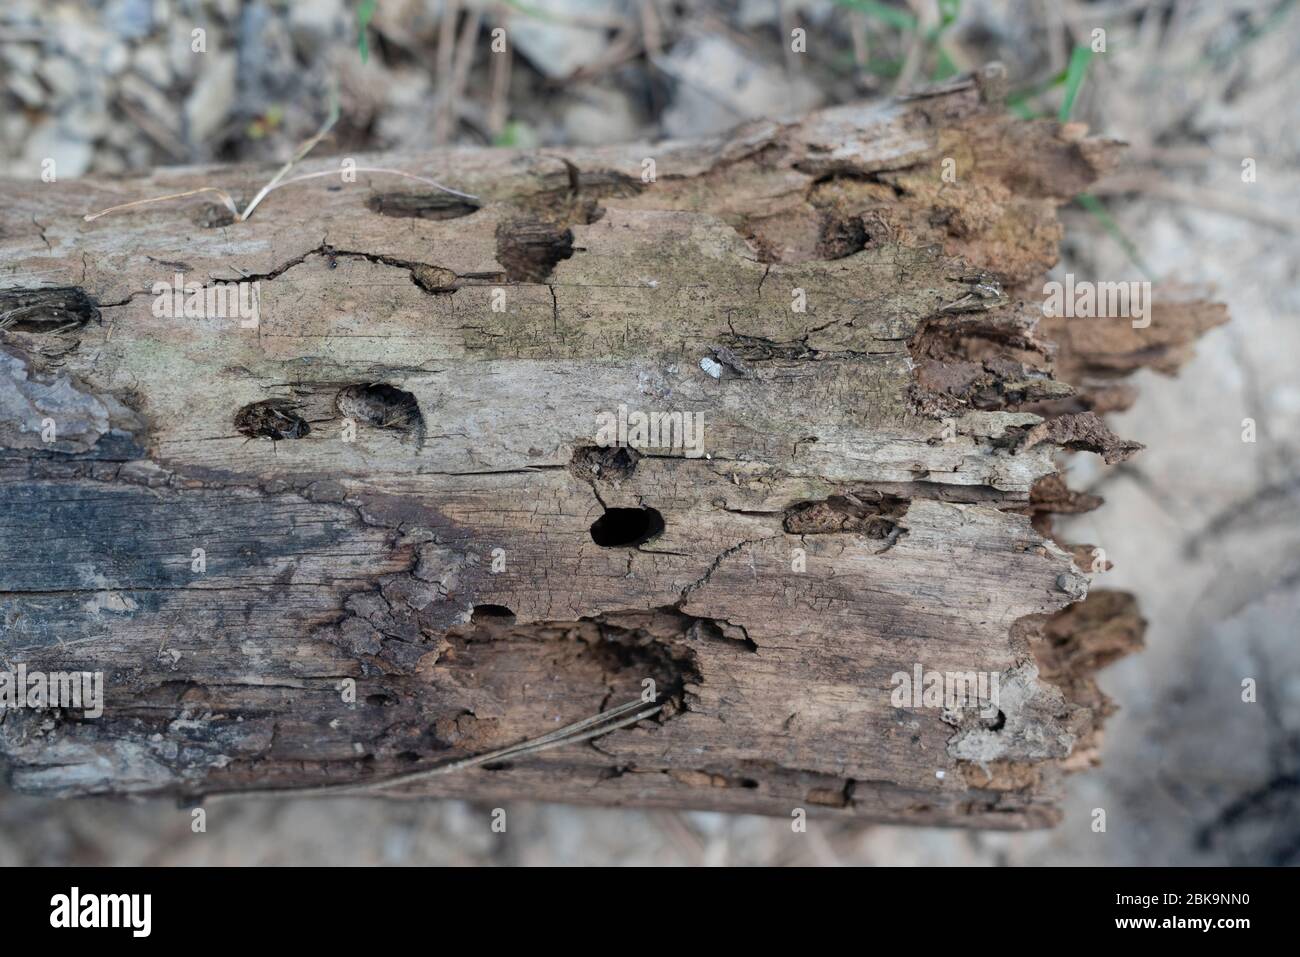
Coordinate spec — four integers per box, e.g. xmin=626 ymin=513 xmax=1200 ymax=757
xmin=234 ymin=399 xmax=311 ymax=440
xmin=589 ymin=507 xmax=665 ymax=548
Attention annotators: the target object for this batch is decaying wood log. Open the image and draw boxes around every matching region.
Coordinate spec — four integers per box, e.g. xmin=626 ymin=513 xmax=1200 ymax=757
xmin=0 ymin=69 xmax=1224 ymax=826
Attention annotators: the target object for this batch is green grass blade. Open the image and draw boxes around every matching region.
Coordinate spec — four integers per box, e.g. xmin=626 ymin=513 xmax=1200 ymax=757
xmin=831 ymin=0 xmax=917 ymax=32
xmin=357 ymin=0 xmax=377 ymax=64
xmin=1075 ymin=194 xmax=1155 ymax=280
xmin=1058 ymin=44 xmax=1092 ymax=122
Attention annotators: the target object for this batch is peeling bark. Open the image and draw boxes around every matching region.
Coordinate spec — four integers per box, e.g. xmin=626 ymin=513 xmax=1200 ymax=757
xmin=0 ymin=72 xmax=1219 ymax=826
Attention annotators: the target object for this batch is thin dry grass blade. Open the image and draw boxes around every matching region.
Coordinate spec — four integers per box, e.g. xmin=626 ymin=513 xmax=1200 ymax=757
xmin=84 ymin=187 xmax=239 ymax=223
xmin=211 ymin=697 xmax=659 ymax=800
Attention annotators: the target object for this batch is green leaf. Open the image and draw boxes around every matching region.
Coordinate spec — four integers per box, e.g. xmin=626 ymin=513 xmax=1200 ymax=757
xmin=493 ymin=121 xmax=527 ymax=148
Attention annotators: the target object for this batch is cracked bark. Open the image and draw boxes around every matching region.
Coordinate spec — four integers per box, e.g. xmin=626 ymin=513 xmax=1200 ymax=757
xmin=0 ymin=72 xmax=1222 ymax=826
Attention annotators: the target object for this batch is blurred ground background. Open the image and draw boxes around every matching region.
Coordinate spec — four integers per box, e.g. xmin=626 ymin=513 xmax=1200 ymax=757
xmin=1 ymin=0 xmax=1297 ymax=865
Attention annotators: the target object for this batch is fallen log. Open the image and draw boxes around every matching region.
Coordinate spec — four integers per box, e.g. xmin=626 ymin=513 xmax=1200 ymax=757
xmin=0 ymin=68 xmax=1223 ymax=826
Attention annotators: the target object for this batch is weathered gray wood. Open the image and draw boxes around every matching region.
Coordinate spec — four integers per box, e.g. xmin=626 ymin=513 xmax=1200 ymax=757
xmin=0 ymin=73 xmax=1217 ymax=825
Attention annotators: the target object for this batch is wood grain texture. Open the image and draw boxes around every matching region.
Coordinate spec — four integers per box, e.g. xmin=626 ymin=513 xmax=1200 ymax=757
xmin=0 ymin=71 xmax=1215 ymax=826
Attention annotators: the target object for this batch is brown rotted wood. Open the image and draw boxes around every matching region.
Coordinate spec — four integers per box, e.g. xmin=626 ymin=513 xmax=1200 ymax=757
xmin=0 ymin=70 xmax=1217 ymax=826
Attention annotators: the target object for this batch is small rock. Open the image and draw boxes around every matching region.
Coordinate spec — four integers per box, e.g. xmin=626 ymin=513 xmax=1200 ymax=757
xmin=562 ymin=84 xmax=640 ymax=146
xmin=169 ymin=19 xmax=221 ymax=83
xmin=7 ymin=70 xmax=46 ymax=109
xmin=289 ymin=0 xmax=347 ymax=53
xmin=2 ymin=42 xmax=39 ymax=74
xmin=737 ymin=0 xmax=836 ymax=28
xmin=104 ymin=0 xmax=155 ymax=40
xmin=508 ymin=0 xmax=621 ymax=80
xmin=658 ymin=35 xmax=823 ymax=139
xmin=132 ymin=44 xmax=172 ymax=88
xmin=185 ymin=51 xmax=237 ymax=146
xmin=38 ymin=57 xmax=82 ymax=99
xmin=22 ymin=120 xmax=94 ymax=178
xmin=62 ymin=99 xmax=112 ymax=141
xmin=119 ymin=72 xmax=176 ymax=132
xmin=100 ymin=41 xmax=130 ymax=75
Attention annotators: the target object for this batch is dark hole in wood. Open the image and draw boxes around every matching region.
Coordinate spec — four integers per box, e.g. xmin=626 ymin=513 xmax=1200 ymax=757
xmin=569 ymin=444 xmax=640 ymax=483
xmin=590 ymin=507 xmax=665 ymax=547
xmin=783 ymin=493 xmax=909 ymax=537
xmin=471 ymin=604 xmax=517 ymax=624
xmin=816 ymin=212 xmax=869 ymax=259
xmin=0 ymin=286 xmax=100 ymax=333
xmin=335 ymin=383 xmax=423 ymax=432
xmin=233 ymin=399 xmax=311 ymax=440
xmin=195 ymin=203 xmax=237 ymax=228
xmin=368 ymin=192 xmax=480 ymax=221
xmin=495 ymin=219 xmax=575 ymax=282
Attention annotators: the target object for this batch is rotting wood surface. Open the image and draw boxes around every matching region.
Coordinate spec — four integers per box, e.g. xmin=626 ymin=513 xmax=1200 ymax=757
xmin=0 ymin=69 xmax=1225 ymax=826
